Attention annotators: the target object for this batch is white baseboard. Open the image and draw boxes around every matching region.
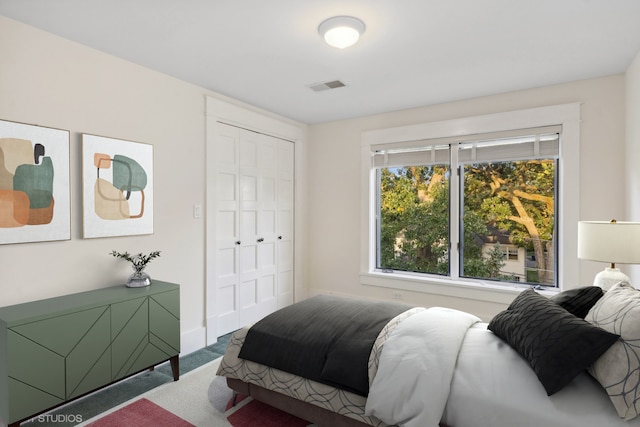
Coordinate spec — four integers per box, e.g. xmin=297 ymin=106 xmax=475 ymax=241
xmin=180 ymin=326 xmax=207 ymax=355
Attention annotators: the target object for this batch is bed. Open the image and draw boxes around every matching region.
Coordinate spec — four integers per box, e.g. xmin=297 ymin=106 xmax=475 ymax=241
xmin=216 ymin=282 xmax=640 ymax=427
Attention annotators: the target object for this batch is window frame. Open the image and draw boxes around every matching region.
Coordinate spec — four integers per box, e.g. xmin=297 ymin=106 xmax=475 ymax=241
xmin=360 ymin=104 xmax=580 ymax=304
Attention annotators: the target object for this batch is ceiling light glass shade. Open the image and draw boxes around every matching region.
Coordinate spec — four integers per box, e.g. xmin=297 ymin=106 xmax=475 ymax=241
xmin=578 ymin=220 xmax=640 ymax=289
xmin=318 ymin=16 xmax=366 ymax=49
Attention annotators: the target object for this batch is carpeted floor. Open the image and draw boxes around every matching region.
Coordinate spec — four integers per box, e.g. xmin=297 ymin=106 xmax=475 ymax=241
xmin=80 ymin=357 xmax=227 ymax=426
xmin=19 ymin=333 xmax=233 ymax=427
xmin=83 ymin=398 xmax=195 ymax=427
xmin=73 ymin=356 xmax=315 ymax=427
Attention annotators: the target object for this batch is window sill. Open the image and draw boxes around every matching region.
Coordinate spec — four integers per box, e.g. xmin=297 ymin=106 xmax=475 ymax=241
xmin=360 ymin=271 xmax=559 ymax=305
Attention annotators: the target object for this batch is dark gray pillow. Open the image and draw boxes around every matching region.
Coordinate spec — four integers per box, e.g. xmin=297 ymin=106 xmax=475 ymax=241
xmin=488 ymin=288 xmax=619 ymax=396
xmin=549 ymin=286 xmax=604 ymax=318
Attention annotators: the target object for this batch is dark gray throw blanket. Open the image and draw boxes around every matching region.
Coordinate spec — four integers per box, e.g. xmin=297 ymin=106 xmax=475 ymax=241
xmin=238 ymin=295 xmax=410 ymax=396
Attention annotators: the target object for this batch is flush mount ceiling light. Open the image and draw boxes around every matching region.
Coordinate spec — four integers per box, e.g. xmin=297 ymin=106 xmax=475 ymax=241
xmin=318 ymin=16 xmax=366 ymax=49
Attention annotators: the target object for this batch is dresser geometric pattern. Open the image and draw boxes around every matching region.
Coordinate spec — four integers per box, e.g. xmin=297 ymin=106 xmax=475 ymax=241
xmin=0 ymin=281 xmax=180 ymax=426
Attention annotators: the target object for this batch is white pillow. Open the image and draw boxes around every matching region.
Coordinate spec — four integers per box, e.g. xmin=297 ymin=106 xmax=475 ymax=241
xmin=586 ymin=281 xmax=640 ymax=420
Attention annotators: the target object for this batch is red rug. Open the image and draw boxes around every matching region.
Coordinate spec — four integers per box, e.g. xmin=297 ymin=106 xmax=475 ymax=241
xmin=86 ymin=398 xmax=194 ymax=427
xmin=225 ymin=394 xmax=311 ymax=427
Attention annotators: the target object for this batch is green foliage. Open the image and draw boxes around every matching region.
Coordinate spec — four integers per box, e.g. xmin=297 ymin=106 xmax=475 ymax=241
xmin=485 ymin=243 xmax=506 ymax=278
xmin=378 ymin=158 xmax=555 ymax=285
xmin=111 ymin=250 xmax=161 ymax=272
xmin=379 ymin=167 xmax=449 ymax=274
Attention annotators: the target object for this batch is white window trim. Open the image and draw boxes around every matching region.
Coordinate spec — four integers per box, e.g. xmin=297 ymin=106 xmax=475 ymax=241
xmin=360 ymin=103 xmax=581 ymax=304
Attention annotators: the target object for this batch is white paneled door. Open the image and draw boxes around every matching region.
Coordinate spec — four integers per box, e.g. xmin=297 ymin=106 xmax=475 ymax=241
xmin=277 ymin=139 xmax=294 ymax=308
xmin=212 ymin=123 xmax=294 ymax=336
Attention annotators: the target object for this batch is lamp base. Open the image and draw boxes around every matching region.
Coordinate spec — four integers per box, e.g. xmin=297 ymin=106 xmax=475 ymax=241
xmin=593 ymin=268 xmax=630 ymax=291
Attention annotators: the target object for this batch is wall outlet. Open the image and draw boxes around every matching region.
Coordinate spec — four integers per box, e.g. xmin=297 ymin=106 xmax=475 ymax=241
xmin=392 ymin=292 xmax=403 ymax=300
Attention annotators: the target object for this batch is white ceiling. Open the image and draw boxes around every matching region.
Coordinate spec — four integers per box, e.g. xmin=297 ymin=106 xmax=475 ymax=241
xmin=2 ymin=1 xmax=640 ymax=124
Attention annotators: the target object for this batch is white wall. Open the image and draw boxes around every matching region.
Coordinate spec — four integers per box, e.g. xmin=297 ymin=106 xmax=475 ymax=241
xmin=626 ymin=52 xmax=640 ymax=282
xmin=0 ymin=16 xmax=207 ymax=351
xmin=307 ymin=75 xmax=627 ymax=320
xmin=0 ymin=15 xmax=634 ymax=334
xmin=0 ymin=16 xmax=302 ymax=354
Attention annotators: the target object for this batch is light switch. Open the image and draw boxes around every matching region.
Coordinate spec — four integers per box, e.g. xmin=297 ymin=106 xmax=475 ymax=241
xmin=193 ymin=204 xmax=202 ymax=218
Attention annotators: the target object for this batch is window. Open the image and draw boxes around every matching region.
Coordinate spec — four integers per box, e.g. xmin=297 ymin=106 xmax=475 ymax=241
xmin=374 ymin=129 xmax=559 ymax=288
xmin=375 ymin=146 xmax=450 ymax=277
xmin=503 ymin=247 xmax=518 ymax=261
xmin=361 ymin=104 xmax=580 ymax=299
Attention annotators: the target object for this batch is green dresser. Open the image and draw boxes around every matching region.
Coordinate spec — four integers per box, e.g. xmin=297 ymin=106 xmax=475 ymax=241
xmin=0 ymin=280 xmax=180 ymax=426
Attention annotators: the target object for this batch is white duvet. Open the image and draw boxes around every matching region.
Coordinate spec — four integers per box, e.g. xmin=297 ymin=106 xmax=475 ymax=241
xmin=366 ymin=307 xmax=640 ymax=427
xmin=365 ymin=307 xmax=480 ymax=427
xmin=443 ymin=323 xmax=640 ymax=427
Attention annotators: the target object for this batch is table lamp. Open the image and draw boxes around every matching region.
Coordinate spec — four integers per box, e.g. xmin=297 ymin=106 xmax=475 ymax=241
xmin=577 ymin=220 xmax=640 ymax=290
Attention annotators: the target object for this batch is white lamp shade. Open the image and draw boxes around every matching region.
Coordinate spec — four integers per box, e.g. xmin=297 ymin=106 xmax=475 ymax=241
xmin=318 ymin=16 xmax=366 ymax=49
xmin=578 ymin=221 xmax=640 ymax=264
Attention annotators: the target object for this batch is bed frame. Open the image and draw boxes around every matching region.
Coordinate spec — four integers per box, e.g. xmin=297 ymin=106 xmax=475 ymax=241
xmin=227 ymin=378 xmax=452 ymax=427
xmin=227 ymin=378 xmax=371 ymax=427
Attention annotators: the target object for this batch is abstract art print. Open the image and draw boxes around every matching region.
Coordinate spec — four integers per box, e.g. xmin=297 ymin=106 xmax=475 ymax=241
xmin=82 ymin=134 xmax=154 ymax=238
xmin=0 ymin=119 xmax=70 ymax=244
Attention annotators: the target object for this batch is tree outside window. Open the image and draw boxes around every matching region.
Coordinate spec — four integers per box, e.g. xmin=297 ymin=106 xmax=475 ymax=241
xmin=376 ymin=133 xmax=558 ymax=288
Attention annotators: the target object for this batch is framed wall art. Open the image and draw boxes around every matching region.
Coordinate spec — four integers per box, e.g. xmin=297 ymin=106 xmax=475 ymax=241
xmin=82 ymin=134 xmax=154 ymax=238
xmin=0 ymin=119 xmax=71 ymax=244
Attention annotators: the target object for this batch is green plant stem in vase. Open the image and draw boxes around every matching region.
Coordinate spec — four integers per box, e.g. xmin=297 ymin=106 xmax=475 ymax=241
xmin=111 ymin=250 xmax=161 ymax=287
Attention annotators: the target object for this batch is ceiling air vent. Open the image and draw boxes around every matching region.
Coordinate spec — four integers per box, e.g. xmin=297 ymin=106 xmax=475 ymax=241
xmin=308 ymin=80 xmax=346 ymax=92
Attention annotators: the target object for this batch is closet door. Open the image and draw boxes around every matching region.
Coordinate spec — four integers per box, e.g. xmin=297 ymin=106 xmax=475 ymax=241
xmin=237 ymin=130 xmax=278 ymax=325
xmin=254 ymin=134 xmax=279 ymax=319
xmin=277 ymin=139 xmax=294 ymax=308
xmin=212 ymin=123 xmax=294 ymax=336
xmin=212 ymin=124 xmax=241 ymax=335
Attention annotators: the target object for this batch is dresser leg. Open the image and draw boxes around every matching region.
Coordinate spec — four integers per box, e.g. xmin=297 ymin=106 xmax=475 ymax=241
xmin=170 ymin=355 xmax=180 ymax=380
